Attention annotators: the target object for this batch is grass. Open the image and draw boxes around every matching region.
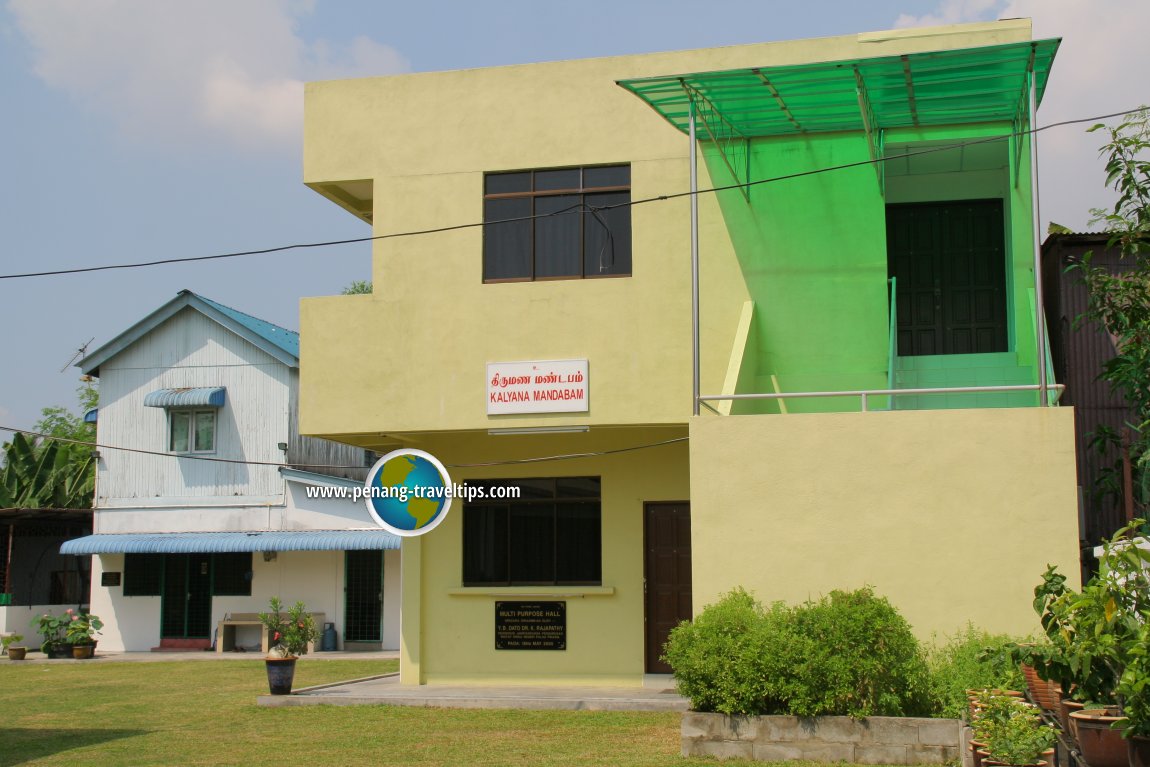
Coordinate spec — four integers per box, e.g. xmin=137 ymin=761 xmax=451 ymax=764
xmin=0 ymin=659 xmax=900 ymax=766
xmin=0 ymin=658 xmax=678 ymax=766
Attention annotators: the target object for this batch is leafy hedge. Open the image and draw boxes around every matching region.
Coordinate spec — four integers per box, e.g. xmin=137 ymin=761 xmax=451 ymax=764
xmin=665 ymin=588 xmax=1027 ymax=718
xmin=926 ymin=624 xmax=1026 ymax=719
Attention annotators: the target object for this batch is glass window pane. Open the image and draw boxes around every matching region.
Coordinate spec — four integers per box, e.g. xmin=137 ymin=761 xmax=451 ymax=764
xmin=484 ymin=198 xmax=532 ymax=280
xmin=584 ymin=165 xmax=630 ymax=189
xmin=464 ymin=506 xmax=508 ymax=585
xmin=485 ymin=172 xmax=531 ymax=195
xmin=212 ymin=553 xmax=251 ymax=596
xmin=170 ymin=412 xmax=190 ymax=452
xmin=556 ymin=503 xmax=601 ymax=584
xmin=556 ymin=477 xmax=601 ymax=498
xmin=194 ymin=412 xmax=215 ymax=452
xmin=503 ymin=478 xmax=556 ymax=499
xmin=534 ymin=168 xmax=580 ymax=191
xmin=535 ymin=195 xmax=582 ymax=278
xmin=509 ymin=504 xmax=555 ymax=583
xmin=584 ymin=192 xmax=631 ymax=277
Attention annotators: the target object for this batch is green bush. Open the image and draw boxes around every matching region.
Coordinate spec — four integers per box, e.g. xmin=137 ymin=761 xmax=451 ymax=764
xmin=786 ymin=588 xmax=933 ymax=718
xmin=664 ymin=587 xmax=932 ymax=718
xmin=927 ymin=624 xmax=1027 ymax=719
xmin=662 ymin=588 xmax=798 ymax=715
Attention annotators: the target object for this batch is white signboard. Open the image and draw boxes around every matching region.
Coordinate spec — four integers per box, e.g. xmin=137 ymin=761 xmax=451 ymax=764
xmin=487 ymin=359 xmax=589 ymax=415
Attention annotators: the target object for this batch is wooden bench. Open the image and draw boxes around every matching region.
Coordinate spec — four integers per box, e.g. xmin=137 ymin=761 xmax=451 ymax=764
xmin=216 ymin=612 xmax=325 ymax=654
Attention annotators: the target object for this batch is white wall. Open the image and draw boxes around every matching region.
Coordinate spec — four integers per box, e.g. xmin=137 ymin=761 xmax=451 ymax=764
xmin=0 ymin=604 xmax=69 ymax=638
xmin=90 ymin=549 xmax=399 ymax=652
xmin=96 ymin=307 xmax=290 ymax=506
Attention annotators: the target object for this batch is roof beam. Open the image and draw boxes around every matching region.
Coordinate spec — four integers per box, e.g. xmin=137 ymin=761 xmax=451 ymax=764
xmin=682 ymin=82 xmax=752 ymax=202
xmin=853 ymin=66 xmax=884 ymax=191
xmin=752 ymin=69 xmax=804 ymax=132
xmin=901 ymin=55 xmax=920 ymax=127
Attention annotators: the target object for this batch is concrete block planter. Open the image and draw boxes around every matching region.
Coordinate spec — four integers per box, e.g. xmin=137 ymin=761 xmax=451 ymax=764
xmin=681 ymin=712 xmax=963 ymax=764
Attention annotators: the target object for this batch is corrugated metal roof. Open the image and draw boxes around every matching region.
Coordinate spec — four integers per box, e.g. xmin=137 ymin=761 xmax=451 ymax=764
xmin=195 ymin=294 xmax=300 ymax=360
xmin=143 ymin=387 xmax=226 ymax=408
xmin=78 ymin=290 xmax=300 ymax=375
xmin=618 ymin=39 xmax=1059 ymax=138
xmin=60 ymin=529 xmax=400 ymax=555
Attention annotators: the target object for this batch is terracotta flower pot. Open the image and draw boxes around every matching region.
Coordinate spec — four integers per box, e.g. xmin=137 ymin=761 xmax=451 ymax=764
xmin=1070 ymin=709 xmax=1126 ymax=767
xmin=971 ymin=739 xmax=988 ymax=767
xmin=71 ymin=642 xmax=96 ymax=659
xmin=1058 ymin=699 xmax=1084 ymax=740
xmin=978 ymin=749 xmax=1047 ymax=767
xmin=7 ymin=647 xmax=27 ymax=661
xmin=1129 ymin=736 xmax=1150 ymax=767
xmin=1021 ymin=664 xmax=1062 ymax=712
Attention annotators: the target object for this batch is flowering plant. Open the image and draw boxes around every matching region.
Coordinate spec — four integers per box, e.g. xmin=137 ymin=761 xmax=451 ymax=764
xmin=258 ymin=597 xmax=317 ymax=658
xmin=33 ymin=609 xmax=73 ymax=652
xmin=65 ymin=612 xmax=103 ymax=645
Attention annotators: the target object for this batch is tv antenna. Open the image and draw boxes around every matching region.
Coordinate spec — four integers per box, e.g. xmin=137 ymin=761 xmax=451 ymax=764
xmin=60 ymin=337 xmax=95 ymax=373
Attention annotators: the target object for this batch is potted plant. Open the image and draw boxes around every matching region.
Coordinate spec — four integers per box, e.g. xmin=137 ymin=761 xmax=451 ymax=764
xmin=65 ymin=612 xmax=103 ymax=659
xmin=979 ymin=698 xmax=1056 ymax=767
xmin=258 ymin=597 xmax=318 ymax=695
xmin=2 ymin=633 xmax=27 ymax=661
xmin=1118 ymin=619 xmax=1150 ymax=767
xmin=33 ymin=610 xmax=73 ymax=658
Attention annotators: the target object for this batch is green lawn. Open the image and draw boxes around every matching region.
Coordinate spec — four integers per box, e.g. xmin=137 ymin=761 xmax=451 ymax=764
xmin=0 ymin=659 xmax=889 ymax=766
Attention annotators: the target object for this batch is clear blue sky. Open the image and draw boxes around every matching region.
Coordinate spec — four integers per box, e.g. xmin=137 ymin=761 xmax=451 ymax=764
xmin=1 ymin=0 xmax=1145 ymax=432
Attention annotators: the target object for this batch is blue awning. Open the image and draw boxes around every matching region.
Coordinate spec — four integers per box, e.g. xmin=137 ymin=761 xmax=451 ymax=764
xmin=143 ymin=387 xmax=226 ymax=408
xmin=83 ymin=408 xmax=98 ymax=423
xmin=60 ymin=529 xmax=400 ymax=555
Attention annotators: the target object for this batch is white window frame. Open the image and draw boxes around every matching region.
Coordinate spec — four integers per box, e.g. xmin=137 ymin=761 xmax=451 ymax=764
xmin=169 ymin=409 xmax=217 ymax=454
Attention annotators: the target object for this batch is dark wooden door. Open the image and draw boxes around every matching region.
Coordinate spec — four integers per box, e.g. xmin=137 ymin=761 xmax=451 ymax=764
xmin=161 ymin=554 xmax=212 ymax=638
xmin=344 ymin=550 xmax=383 ymax=642
xmin=644 ymin=502 xmax=691 ymax=674
xmin=887 ymin=200 xmax=1007 ymax=356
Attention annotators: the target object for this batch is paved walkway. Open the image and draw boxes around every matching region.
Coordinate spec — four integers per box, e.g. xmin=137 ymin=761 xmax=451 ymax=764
xmin=258 ymin=673 xmax=688 ymax=712
xmin=7 ymin=649 xmax=399 ymax=663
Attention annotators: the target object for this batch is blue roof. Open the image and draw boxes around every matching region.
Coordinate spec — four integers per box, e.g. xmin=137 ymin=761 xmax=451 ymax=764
xmin=144 ymin=387 xmax=226 ymax=408
xmin=194 ymin=294 xmax=299 ymax=360
xmin=79 ymin=290 xmax=301 ymax=374
xmin=61 ymin=529 xmax=400 ymax=555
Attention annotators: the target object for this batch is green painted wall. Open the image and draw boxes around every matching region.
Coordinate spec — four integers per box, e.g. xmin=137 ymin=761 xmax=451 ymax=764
xmin=703 ymin=121 xmax=1042 ymax=413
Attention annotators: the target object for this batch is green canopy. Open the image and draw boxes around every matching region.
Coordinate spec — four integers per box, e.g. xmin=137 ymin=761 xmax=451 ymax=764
xmin=617 ymin=38 xmax=1059 ymax=138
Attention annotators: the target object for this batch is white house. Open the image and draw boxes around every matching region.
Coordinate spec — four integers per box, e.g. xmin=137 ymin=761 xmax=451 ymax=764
xmin=63 ymin=290 xmax=400 ymax=652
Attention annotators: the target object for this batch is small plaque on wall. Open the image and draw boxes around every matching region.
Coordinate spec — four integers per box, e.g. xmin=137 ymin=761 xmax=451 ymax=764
xmin=101 ymin=572 xmax=122 ymax=587
xmin=495 ymin=601 xmax=566 ymax=650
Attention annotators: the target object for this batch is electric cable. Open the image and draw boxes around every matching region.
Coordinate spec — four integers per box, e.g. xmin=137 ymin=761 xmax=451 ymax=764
xmin=0 ymin=425 xmax=687 ymax=470
xmin=0 ymin=107 xmax=1142 ymax=282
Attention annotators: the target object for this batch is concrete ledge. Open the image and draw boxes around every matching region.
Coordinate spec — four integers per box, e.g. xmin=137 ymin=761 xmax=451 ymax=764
xmin=681 ymin=712 xmax=962 ymax=763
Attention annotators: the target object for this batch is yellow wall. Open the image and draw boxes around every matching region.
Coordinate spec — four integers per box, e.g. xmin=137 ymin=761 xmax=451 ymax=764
xmin=393 ymin=428 xmax=687 ymax=686
xmin=299 ymin=21 xmax=1033 ymax=440
xmin=688 ymin=406 xmax=1081 ymax=639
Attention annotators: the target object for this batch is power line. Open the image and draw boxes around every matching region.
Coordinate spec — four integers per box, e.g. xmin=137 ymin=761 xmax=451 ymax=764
xmin=0 ymin=107 xmax=1142 ymax=282
xmin=0 ymin=425 xmax=687 ymax=470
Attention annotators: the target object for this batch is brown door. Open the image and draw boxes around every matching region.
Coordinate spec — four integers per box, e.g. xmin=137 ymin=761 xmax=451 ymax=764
xmin=644 ymin=502 xmax=692 ymax=674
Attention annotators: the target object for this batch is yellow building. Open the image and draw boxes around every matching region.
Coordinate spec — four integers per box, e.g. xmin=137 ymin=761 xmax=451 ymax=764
xmin=300 ymin=19 xmax=1080 ymax=686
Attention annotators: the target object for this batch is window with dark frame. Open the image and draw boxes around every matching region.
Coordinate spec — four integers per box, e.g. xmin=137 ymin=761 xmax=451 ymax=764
xmin=122 ymin=552 xmax=252 ymax=597
xmin=462 ymin=477 xmax=602 ymax=586
xmin=483 ymin=166 xmax=631 ymax=282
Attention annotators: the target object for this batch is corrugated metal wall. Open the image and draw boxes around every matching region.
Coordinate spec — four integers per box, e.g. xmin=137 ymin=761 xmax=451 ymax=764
xmin=95 ymin=308 xmax=290 ymax=505
xmin=1043 ymin=234 xmax=1134 ymax=548
xmin=287 ymin=370 xmax=369 ymax=482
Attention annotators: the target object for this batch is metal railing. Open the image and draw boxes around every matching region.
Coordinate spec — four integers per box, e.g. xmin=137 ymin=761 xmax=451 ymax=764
xmin=700 ymin=383 xmax=1065 ymax=413
xmin=887 ymin=276 xmax=897 ymax=410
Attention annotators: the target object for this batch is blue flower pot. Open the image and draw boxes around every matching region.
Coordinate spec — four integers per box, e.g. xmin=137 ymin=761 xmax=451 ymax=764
xmin=265 ymin=657 xmax=297 ymax=695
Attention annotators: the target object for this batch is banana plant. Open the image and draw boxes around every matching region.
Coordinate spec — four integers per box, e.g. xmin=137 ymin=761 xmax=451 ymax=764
xmin=0 ymin=432 xmax=93 ymax=509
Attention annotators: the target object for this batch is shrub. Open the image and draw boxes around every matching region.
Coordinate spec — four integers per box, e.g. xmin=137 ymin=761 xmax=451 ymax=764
xmin=662 ymin=588 xmax=799 ymax=715
xmin=927 ymin=624 xmax=1027 ymax=719
xmin=786 ymin=588 xmax=932 ymax=718
xmin=664 ymin=586 xmax=932 ymax=718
